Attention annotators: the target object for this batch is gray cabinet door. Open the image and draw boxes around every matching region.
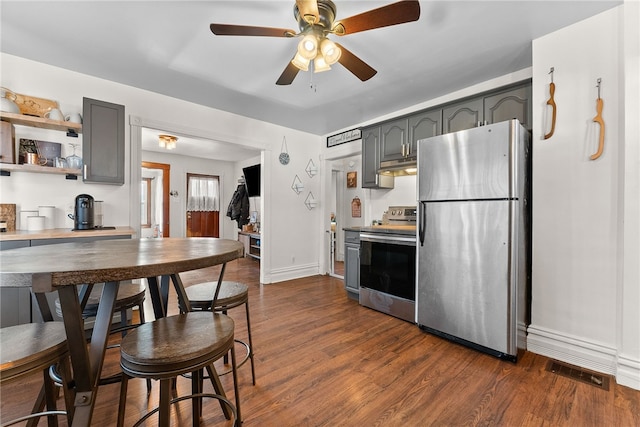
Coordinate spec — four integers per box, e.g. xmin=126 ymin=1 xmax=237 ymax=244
xmin=380 ymin=118 xmax=408 ymax=163
xmin=362 ymin=126 xmax=381 ymax=188
xmin=344 ymin=231 xmax=360 ymax=294
xmin=484 ymin=83 xmax=532 ymax=129
xmin=0 ymin=240 xmax=31 ymax=327
xmin=82 ymin=97 xmax=125 ymax=185
xmin=409 ymin=109 xmax=442 ymax=150
xmin=443 ymin=98 xmax=483 ymax=134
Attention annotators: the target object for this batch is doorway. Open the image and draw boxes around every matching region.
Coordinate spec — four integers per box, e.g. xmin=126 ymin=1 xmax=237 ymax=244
xmin=329 ymin=167 xmax=345 ymax=278
xmin=141 ymin=161 xmax=170 ymax=237
xmin=186 ymin=173 xmax=220 ymax=237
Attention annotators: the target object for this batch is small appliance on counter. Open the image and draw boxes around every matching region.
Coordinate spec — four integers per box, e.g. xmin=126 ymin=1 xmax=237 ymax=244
xmin=71 ymin=194 xmax=94 ymax=230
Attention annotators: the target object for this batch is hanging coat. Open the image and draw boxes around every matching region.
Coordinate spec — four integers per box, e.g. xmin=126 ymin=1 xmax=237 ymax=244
xmin=227 ymin=184 xmax=250 ymax=229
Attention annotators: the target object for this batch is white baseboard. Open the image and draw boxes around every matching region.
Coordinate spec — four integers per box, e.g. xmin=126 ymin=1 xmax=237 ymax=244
xmin=528 ymin=324 xmax=640 ymax=390
xmin=616 ymin=354 xmax=640 ymax=390
xmin=268 ymin=263 xmax=320 ymax=283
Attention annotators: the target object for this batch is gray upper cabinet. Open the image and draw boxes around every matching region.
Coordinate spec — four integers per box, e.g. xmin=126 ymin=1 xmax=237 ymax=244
xmin=443 ymin=81 xmax=532 ymax=133
xmin=409 ymin=109 xmax=442 ymax=147
xmin=442 ymin=97 xmax=483 ymax=134
xmin=82 ymin=97 xmax=125 ymax=185
xmin=484 ymin=83 xmax=531 ymax=129
xmin=380 ymin=118 xmax=408 ymax=163
xmin=362 ymin=80 xmax=530 ymax=188
xmin=362 ymin=125 xmax=393 ymax=189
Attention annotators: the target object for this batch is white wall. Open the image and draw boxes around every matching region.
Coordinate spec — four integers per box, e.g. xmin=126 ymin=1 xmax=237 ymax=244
xmin=529 ymin=4 xmax=639 ymax=389
xmin=0 ymin=53 xmax=322 ymax=284
xmin=141 ymin=150 xmax=240 ymax=240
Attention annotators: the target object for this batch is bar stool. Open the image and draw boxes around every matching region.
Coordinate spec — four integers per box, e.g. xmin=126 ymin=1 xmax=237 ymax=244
xmin=118 ymin=311 xmax=241 ymax=427
xmin=0 ymin=322 xmax=74 ymax=427
xmin=184 ymin=281 xmax=256 ymax=385
xmin=54 ymin=281 xmax=151 ymax=392
xmin=82 ymin=281 xmax=147 ymax=336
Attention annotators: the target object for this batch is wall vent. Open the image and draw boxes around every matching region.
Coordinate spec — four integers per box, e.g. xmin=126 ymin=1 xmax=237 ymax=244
xmin=546 ymin=360 xmax=610 ymax=390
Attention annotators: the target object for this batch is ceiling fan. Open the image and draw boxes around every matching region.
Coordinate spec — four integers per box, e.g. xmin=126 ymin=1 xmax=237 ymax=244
xmin=210 ymin=0 xmax=421 ymax=85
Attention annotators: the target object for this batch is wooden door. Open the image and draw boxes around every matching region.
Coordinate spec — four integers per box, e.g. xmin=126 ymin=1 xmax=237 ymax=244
xmin=186 ymin=173 xmax=220 ymax=238
xmin=186 ymin=211 xmax=219 ymax=237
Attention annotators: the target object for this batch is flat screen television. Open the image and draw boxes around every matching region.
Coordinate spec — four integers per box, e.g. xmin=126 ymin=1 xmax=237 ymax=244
xmin=242 ymin=164 xmax=261 ymax=197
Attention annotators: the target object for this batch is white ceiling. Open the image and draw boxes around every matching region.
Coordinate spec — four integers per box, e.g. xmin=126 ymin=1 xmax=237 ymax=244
xmin=1 ymin=0 xmax=620 ymax=143
xmin=140 ymin=126 xmax=262 ymax=161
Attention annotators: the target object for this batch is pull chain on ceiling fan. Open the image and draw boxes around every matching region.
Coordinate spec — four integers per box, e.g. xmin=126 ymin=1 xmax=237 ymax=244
xmin=209 ymin=0 xmax=421 ymax=85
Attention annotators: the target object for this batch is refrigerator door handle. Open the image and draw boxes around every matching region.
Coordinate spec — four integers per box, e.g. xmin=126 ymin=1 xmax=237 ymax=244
xmin=419 ymin=201 xmax=426 ymax=246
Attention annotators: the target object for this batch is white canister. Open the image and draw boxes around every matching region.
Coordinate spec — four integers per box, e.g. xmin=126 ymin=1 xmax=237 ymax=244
xmin=38 ymin=205 xmax=56 ymax=229
xmin=27 ymin=215 xmax=45 ymax=231
xmin=19 ymin=210 xmax=38 ymax=230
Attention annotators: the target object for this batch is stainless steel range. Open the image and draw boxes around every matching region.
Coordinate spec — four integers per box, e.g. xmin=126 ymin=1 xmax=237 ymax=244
xmin=359 ymin=206 xmax=417 ymax=323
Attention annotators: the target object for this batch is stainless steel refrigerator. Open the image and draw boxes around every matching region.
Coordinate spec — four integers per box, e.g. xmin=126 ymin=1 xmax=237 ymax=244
xmin=416 ymin=119 xmax=531 ymax=361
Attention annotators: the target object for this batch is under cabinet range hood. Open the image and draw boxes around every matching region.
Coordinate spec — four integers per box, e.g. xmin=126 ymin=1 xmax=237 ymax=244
xmin=378 ymin=157 xmax=417 ymax=176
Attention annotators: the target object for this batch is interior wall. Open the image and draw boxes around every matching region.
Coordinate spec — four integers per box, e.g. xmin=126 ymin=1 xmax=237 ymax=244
xmin=0 ymin=53 xmax=322 ymax=284
xmin=530 ymin=4 xmax=639 ymax=388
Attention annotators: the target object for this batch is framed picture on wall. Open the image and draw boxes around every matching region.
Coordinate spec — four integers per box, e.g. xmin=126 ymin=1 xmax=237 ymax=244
xmin=347 ymin=171 xmax=357 ymax=188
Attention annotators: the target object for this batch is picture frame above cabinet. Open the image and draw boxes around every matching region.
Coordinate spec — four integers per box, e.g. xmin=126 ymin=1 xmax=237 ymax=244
xmin=82 ymin=97 xmax=125 ymax=185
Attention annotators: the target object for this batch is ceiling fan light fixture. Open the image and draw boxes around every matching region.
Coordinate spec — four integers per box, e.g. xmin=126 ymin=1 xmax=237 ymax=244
xmin=292 ymin=52 xmax=310 ymax=71
xmin=320 ymin=38 xmax=341 ymax=65
xmin=313 ymin=55 xmax=331 ymax=73
xmin=297 ymin=34 xmax=318 ymax=60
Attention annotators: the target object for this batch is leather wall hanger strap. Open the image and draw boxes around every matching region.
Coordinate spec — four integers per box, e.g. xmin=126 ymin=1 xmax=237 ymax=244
xmin=544 ymin=67 xmax=556 ymax=140
xmin=590 ymin=78 xmax=605 ymax=161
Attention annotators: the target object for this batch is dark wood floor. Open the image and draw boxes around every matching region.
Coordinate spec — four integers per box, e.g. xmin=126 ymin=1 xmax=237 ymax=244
xmin=2 ymin=256 xmax=639 ymax=426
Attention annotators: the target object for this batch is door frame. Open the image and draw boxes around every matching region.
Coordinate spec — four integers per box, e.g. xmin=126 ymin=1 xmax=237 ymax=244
xmin=142 ymin=161 xmax=170 ymax=237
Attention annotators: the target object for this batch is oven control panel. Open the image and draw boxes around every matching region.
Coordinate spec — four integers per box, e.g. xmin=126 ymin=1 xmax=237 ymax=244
xmin=387 ymin=206 xmax=417 ymax=222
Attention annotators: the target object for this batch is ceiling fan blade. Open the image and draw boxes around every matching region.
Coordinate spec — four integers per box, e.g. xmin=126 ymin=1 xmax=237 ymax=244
xmin=276 ymin=60 xmax=301 ymax=85
xmin=332 ymin=0 xmax=420 ymax=36
xmin=335 ymin=43 xmax=377 ymax=82
xmin=295 ymin=0 xmax=320 ymax=25
xmin=210 ymin=23 xmax=296 ymax=38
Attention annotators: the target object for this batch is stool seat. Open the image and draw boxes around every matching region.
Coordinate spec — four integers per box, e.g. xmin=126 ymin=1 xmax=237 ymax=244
xmin=0 ymin=322 xmax=68 ymax=381
xmin=186 ymin=281 xmax=248 ymax=310
xmin=119 ymin=311 xmax=240 ymax=426
xmin=184 ymin=281 xmax=256 ymax=386
xmin=83 ymin=282 xmax=146 ymax=317
xmin=121 ymin=312 xmax=234 ymax=378
xmin=1 ymin=322 xmax=73 ymax=426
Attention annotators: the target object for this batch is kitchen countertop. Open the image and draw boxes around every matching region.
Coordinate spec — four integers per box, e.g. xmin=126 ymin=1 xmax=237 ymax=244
xmin=0 ymin=226 xmax=135 ymax=241
xmin=345 ymin=225 xmax=417 ymax=236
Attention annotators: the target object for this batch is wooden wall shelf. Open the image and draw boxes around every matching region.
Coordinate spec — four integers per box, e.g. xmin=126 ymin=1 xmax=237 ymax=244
xmin=0 ymin=112 xmax=82 ymax=134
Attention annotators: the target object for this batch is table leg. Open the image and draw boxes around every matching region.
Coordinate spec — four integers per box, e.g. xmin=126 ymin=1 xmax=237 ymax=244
xmin=58 ymin=281 xmax=119 ymax=427
xmin=146 ymin=276 xmax=165 ymax=320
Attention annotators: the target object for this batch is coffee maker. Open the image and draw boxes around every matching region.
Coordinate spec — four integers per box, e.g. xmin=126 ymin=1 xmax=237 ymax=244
xmin=73 ymin=194 xmax=95 ymax=230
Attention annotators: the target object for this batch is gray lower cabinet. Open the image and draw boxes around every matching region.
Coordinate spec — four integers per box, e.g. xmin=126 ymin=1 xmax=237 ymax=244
xmin=344 ymin=230 xmax=360 ymax=297
xmin=0 ymin=234 xmax=131 ymax=326
xmin=82 ymin=97 xmax=125 ymax=185
xmin=0 ymin=240 xmax=31 ymax=327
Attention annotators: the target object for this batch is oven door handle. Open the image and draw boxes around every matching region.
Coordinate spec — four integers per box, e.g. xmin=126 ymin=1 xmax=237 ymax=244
xmin=360 ymin=233 xmax=416 ymax=246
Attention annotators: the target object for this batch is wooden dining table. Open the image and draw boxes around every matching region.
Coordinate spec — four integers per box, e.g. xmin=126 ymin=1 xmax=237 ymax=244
xmin=0 ymin=237 xmax=244 ymax=427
